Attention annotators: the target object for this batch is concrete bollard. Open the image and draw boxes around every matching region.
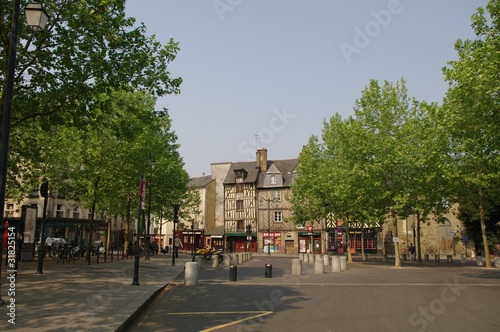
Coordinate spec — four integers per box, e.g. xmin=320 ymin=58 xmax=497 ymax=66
xmin=332 ymin=256 xmax=340 ymax=272
xmin=231 ymin=254 xmax=239 ymax=265
xmin=303 ymin=253 xmax=309 ymax=263
xmin=224 ymin=254 xmax=231 ymax=266
xmin=299 ymin=253 xmax=304 ymax=261
xmin=194 ymin=255 xmax=203 ymax=270
xmin=323 ymin=254 xmax=330 ymax=266
xmin=309 ymin=253 xmax=315 ymax=263
xmin=339 ymin=256 xmax=347 ymax=272
xmin=315 ymin=256 xmax=324 ymax=274
xmin=185 ymin=262 xmax=199 ymax=286
xmin=212 ymin=256 xmax=219 ymax=268
xmin=292 ymin=258 xmax=302 ymax=276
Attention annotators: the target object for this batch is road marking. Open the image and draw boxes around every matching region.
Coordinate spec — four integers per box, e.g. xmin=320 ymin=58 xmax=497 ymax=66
xmin=207 ymin=282 xmax=500 ymax=287
xmin=168 ymin=311 xmax=273 ymax=331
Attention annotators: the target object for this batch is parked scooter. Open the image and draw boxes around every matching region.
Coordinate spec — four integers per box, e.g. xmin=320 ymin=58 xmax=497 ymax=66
xmin=192 ymin=247 xmax=223 ymax=263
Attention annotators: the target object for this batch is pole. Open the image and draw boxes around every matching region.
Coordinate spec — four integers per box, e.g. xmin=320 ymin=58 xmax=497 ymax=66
xmin=267 ymin=200 xmax=271 ymax=256
xmin=36 ymin=182 xmax=49 ymax=274
xmin=171 ymin=221 xmax=176 ymax=266
xmin=0 ymin=0 xmax=21 ymax=307
xmin=132 ymin=177 xmax=143 ymax=285
xmin=191 ymin=224 xmax=194 ymax=258
xmin=145 ymin=163 xmax=153 ymax=261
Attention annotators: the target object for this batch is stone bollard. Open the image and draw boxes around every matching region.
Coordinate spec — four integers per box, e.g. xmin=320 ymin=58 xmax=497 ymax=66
xmin=476 ymin=256 xmax=483 ymax=266
xmin=194 ymin=255 xmax=204 ymax=270
xmin=323 ymin=254 xmax=330 ymax=266
xmin=331 ymin=256 xmax=340 ymax=272
xmin=309 ymin=253 xmax=315 ymax=263
xmin=292 ymin=258 xmax=302 ymax=276
xmin=315 ymin=256 xmax=324 ymax=274
xmin=339 ymin=256 xmax=347 ymax=272
xmin=212 ymin=256 xmax=220 ymax=268
xmin=224 ymin=254 xmax=231 ymax=266
xmin=303 ymin=253 xmax=309 ymax=263
xmin=299 ymin=253 xmax=304 ymax=261
xmin=185 ymin=262 xmax=199 ymax=286
xmin=231 ymin=254 xmax=239 ymax=265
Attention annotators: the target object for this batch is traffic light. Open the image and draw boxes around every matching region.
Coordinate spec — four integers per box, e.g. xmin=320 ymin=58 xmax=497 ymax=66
xmin=173 ymin=204 xmax=179 ymax=223
xmin=246 ymin=224 xmax=252 ymax=235
xmin=40 ymin=181 xmax=49 ymax=198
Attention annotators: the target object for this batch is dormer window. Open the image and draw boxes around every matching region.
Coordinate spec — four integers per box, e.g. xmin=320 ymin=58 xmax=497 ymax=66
xmin=270 ymin=174 xmax=276 ymax=185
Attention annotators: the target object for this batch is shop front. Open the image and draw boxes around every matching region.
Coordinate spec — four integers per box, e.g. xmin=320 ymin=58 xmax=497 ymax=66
xmin=298 ymin=231 xmax=322 ymax=254
xmin=262 ymin=232 xmax=281 ymax=254
xmin=225 ymin=232 xmax=256 ymax=253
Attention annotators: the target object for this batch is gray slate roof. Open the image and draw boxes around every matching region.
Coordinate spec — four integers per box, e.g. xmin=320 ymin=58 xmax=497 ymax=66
xmin=223 ymin=159 xmax=298 ymax=188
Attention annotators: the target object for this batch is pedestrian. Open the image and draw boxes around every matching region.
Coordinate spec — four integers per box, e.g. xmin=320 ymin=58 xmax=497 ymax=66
xmin=174 ymin=235 xmax=183 ymax=258
xmin=409 ymin=243 xmax=416 ymax=261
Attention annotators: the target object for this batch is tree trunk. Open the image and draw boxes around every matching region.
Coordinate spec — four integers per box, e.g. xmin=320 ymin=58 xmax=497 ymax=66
xmin=346 ymin=217 xmax=353 ymax=263
xmin=479 ymin=190 xmax=492 ymax=268
xmin=416 ymin=212 xmax=422 ymax=263
xmin=392 ymin=211 xmax=401 ymax=267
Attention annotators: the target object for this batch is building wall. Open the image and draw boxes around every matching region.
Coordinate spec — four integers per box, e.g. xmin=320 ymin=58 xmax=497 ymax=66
xmin=210 ymin=162 xmax=231 ymax=228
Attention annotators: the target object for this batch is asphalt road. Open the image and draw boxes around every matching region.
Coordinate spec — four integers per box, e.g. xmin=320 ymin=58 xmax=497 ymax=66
xmin=125 ymin=256 xmax=500 ymax=332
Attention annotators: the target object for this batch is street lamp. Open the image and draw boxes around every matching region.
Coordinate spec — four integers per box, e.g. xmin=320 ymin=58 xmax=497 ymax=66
xmin=0 ymin=0 xmax=49 ymax=307
xmin=260 ymin=197 xmax=277 ymax=256
xmin=36 ymin=180 xmax=49 ymax=274
xmin=145 ymin=159 xmax=155 ymax=261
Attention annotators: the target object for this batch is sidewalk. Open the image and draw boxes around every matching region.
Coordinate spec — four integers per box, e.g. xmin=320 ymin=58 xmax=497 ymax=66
xmin=0 ymin=253 xmax=188 ymax=332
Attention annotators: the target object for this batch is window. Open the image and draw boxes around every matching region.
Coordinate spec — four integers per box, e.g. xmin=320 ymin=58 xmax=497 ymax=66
xmin=72 ymin=206 xmax=80 ymax=219
xmin=274 ymin=211 xmax=282 ymax=222
xmin=5 ymin=204 xmax=14 ymax=217
xmin=56 ymin=204 xmax=64 ymax=218
xmin=236 ymin=183 xmax=243 ymax=193
xmin=237 ymin=220 xmax=244 ymax=232
xmin=273 ymin=190 xmax=281 ymax=201
xmin=270 ymin=174 xmax=276 ymax=185
xmin=236 ymin=200 xmax=244 ymax=211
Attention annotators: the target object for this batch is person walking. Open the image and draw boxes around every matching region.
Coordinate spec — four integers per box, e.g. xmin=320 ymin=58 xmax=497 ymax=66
xmin=408 ymin=243 xmax=416 ymax=261
xmin=174 ymin=235 xmax=183 ymax=258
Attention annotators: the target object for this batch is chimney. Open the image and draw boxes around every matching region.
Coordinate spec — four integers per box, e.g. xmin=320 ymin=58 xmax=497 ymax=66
xmin=256 ymin=148 xmax=268 ymax=172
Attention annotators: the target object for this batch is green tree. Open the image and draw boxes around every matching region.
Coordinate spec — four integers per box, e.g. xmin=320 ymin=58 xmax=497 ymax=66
xmin=1 ymin=0 xmax=182 ymax=197
xmin=441 ymin=0 xmax=500 ymax=267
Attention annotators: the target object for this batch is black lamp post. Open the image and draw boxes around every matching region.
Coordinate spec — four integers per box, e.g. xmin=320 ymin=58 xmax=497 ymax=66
xmin=36 ymin=180 xmax=49 ymax=274
xmin=171 ymin=204 xmax=179 ymax=266
xmin=145 ymin=159 xmax=154 ymax=261
xmin=0 ymin=0 xmax=49 ymax=307
xmin=132 ymin=177 xmax=146 ymax=285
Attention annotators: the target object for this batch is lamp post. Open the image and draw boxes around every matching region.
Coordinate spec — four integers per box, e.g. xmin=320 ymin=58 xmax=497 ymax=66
xmin=36 ymin=180 xmax=49 ymax=274
xmin=145 ymin=159 xmax=154 ymax=261
xmin=191 ymin=223 xmax=194 ymax=258
xmin=260 ymin=197 xmax=276 ymax=256
xmin=0 ymin=0 xmax=49 ymax=307
xmin=171 ymin=203 xmax=179 ymax=266
xmin=132 ymin=177 xmax=146 ymax=285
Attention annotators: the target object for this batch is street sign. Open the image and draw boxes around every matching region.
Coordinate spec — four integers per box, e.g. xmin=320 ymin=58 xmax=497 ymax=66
xmin=307 ymin=225 xmax=313 ymax=232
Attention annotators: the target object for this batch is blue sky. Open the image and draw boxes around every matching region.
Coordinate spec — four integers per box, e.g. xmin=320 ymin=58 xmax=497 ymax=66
xmin=125 ymin=0 xmax=488 ymax=177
